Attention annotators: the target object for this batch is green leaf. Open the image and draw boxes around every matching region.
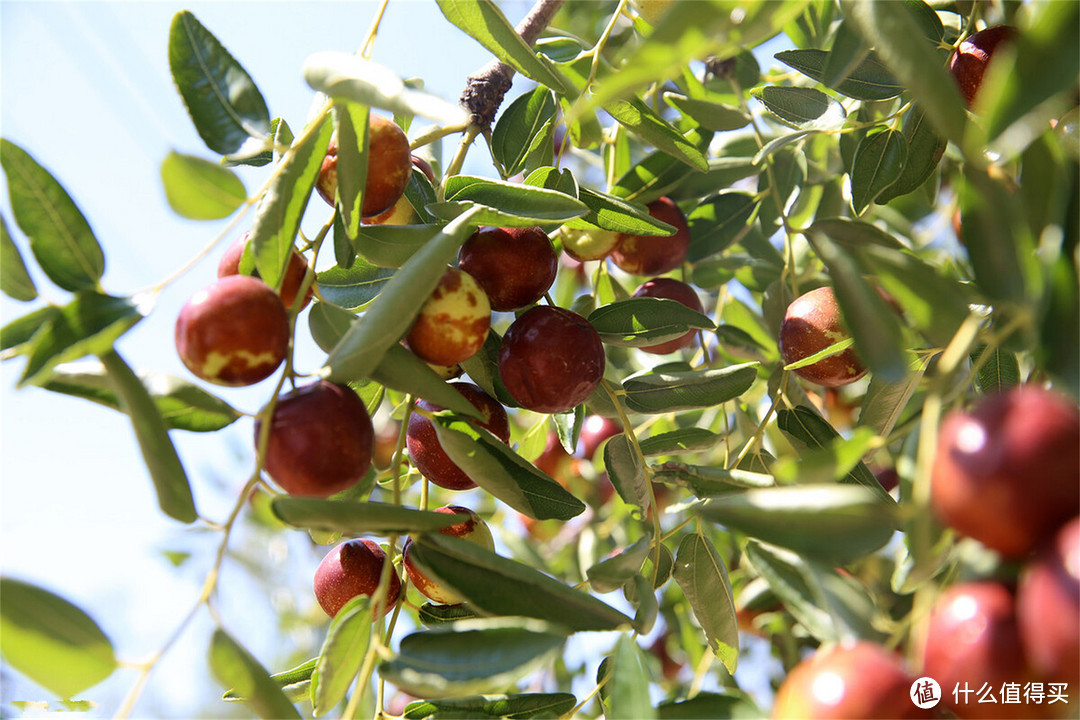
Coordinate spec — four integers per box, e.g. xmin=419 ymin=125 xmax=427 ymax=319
xmin=209 ymin=629 xmax=300 ymax=720
xmin=958 ymin=168 xmax=1036 ymax=304
xmin=821 ymin=19 xmax=870 ymax=90
xmin=565 ymin=188 xmax=675 ymax=236
xmin=603 ymin=433 xmax=649 ymax=510
xmin=19 ymin=292 xmax=144 ymax=388
xmin=639 ymin=428 xmax=719 ymax=456
xmin=858 ymin=352 xmax=931 ymax=441
xmin=672 ymin=534 xmax=739 ymax=673
xmin=806 ymin=217 xmax=905 ymax=251
xmin=225 ymin=658 xmax=317 ymax=704
xmin=168 ymin=11 xmax=270 ymax=155
xmin=586 ymin=535 xmax=653 ymax=594
xmin=0 ymin=578 xmax=117 ymax=699
xmin=408 ymin=535 xmax=633 ymax=632
xmin=877 ymin=105 xmax=945 ymax=202
xmin=699 ymin=485 xmax=897 ymax=564
xmin=0 ymin=214 xmax=36 ymax=301
xmin=99 ymin=351 xmax=197 ymax=523
xmin=843 ymin=1 xmax=966 ymax=144
xmin=669 ymin=157 xmax=760 ymax=203
xmin=622 ymin=363 xmax=758 ymax=414
xmin=1 ymin=306 xmax=59 ymax=353
xmin=316 ymin=257 xmax=396 ymax=311
xmin=160 ymin=151 xmax=246 ymax=220
xmin=493 ymin=87 xmax=557 ymax=178
xmin=850 ymin=128 xmax=907 ymax=214
xmin=755 ymin=86 xmax=846 ymax=131
xmin=249 ymin=113 xmax=332 ymax=289
xmin=588 ymin=297 xmax=713 ymax=348
xmin=972 ymin=345 xmax=1021 ymax=395
xmin=379 ymin=618 xmax=566 ymax=698
xmin=663 ymin=92 xmax=750 ymax=132
xmin=324 ymin=208 xmax=481 ymax=384
xmin=606 ymin=635 xmax=656 ymax=720
xmin=352 ymin=224 xmax=441 ymax=268
xmin=417 ymin=603 xmax=483 ymax=627
xmin=440 ymin=175 xmax=587 ymax=224
xmin=686 ymin=192 xmax=758 ymax=262
xmin=42 ymin=360 xmax=240 ymax=432
xmin=434 ymin=1 xmax=573 ymax=95
xmin=653 ymin=463 xmax=774 ymax=496
xmin=605 ymin=98 xmax=709 ymax=171
xmin=404 ymin=693 xmax=576 ymax=720
xmin=304 ymin=52 xmax=468 ymax=125
xmin=611 ymin=128 xmax=713 ymax=202
xmin=657 ymin=691 xmax=762 ymax=720
xmin=371 ymin=346 xmax=484 ymax=419
xmin=270 ymin=499 xmax=466 ymax=535
xmin=331 ymin=103 xmax=369 ymax=240
xmin=625 ymin=573 xmax=658 ymax=635
xmin=0 ymin=139 xmax=104 ymax=292
xmin=432 ymin=416 xmax=585 ymax=521
xmin=311 ymin=596 xmax=372 ymax=716
xmin=774 ymin=49 xmax=903 ymax=101
xmin=776 ymin=406 xmax=893 ymax=503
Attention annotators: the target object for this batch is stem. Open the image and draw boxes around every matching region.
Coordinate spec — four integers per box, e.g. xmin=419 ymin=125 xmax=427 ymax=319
xmin=359 ymin=0 xmax=391 ymax=59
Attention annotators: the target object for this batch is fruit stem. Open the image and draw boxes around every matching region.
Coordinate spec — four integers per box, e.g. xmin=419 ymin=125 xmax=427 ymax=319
xmin=441 ymin=124 xmax=482 ymax=195
xmin=359 ymin=0 xmax=391 ymax=59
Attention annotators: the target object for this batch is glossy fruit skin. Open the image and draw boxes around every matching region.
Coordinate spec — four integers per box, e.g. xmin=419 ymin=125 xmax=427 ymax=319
xmin=923 ymin=582 xmax=1037 ymax=719
xmin=561 ymin=227 xmax=620 ymax=262
xmin=217 ymin=232 xmax=313 ymax=311
xmin=779 ymin=286 xmax=867 ymax=387
xmin=363 ymin=156 xmax=436 ymax=225
xmin=931 ymin=386 xmax=1080 ymax=557
xmin=406 ymin=382 xmax=510 ymax=491
xmin=404 ymin=268 xmax=491 ymax=367
xmin=316 ymin=114 xmax=411 ymax=217
xmin=631 ymin=277 xmax=705 ymax=354
xmin=257 ymin=381 xmax=374 ymax=497
xmin=402 ymin=506 xmax=494 ymax=605
xmin=498 ymin=306 xmax=606 ymax=414
xmin=772 ymin=640 xmax=930 ymax=719
xmin=458 ymin=226 xmax=558 ymax=311
xmin=611 ymin=197 xmax=691 ymax=276
xmin=949 ymin=26 xmax=1018 ymax=108
xmin=1017 ymin=517 xmax=1080 ymax=686
xmin=313 ymin=539 xmax=401 ymax=618
xmin=175 ymin=275 xmax=290 ymax=387
xmin=577 ymin=415 xmax=622 ymax=460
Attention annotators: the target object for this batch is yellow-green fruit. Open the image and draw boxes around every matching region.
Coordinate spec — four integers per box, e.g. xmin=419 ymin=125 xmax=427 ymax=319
xmin=561 ymin=227 xmax=620 ymax=262
xmin=632 ymin=0 xmax=673 ymax=24
xmin=405 ymin=268 xmax=491 ymax=367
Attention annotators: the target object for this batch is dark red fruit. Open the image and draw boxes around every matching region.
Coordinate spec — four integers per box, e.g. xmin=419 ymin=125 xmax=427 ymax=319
xmin=949 ymin=25 xmax=1019 ymax=109
xmin=406 ymin=382 xmax=510 ymax=491
xmin=217 ymin=231 xmax=313 ymax=311
xmin=931 ymin=386 xmax=1080 ymax=557
xmin=257 ymin=380 xmax=374 ymax=497
xmin=779 ymin=286 xmax=867 ymax=387
xmin=923 ymin=582 xmax=1037 ymax=719
xmin=175 ymin=275 xmax=289 ymax=387
xmin=316 ymin=114 xmax=411 ymax=217
xmin=458 ymin=226 xmax=558 ymax=311
xmin=611 ymin=197 xmax=691 ymax=276
xmin=1018 ymin=517 xmax=1080 ymax=687
xmin=313 ymin=538 xmax=401 ymax=618
xmin=577 ymin=415 xmax=622 ymax=460
xmin=772 ymin=641 xmax=930 ymax=719
xmin=498 ymin=306 xmax=606 ymax=414
xmin=403 ymin=505 xmax=494 ymax=605
xmin=631 ymin=277 xmax=705 ymax=354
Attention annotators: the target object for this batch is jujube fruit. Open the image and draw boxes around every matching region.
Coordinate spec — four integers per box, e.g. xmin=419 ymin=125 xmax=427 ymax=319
xmin=217 ymin=231 xmax=313 ymax=311
xmin=175 ymin=275 xmax=289 ymax=387
xmin=610 ymin=197 xmax=690 ymax=276
xmin=457 ymin=226 xmax=557 ymax=311
xmin=404 ymin=268 xmax=491 ymax=367
xmin=949 ymin=25 xmax=1019 ymax=109
xmin=498 ymin=305 xmax=606 ymax=414
xmin=316 ymin=114 xmax=411 ymax=217
xmin=257 ymin=380 xmax=374 ymax=497
xmin=577 ymin=415 xmax=622 ymax=460
xmin=779 ymin=286 xmax=867 ymax=387
xmin=406 ymin=382 xmax=510 ymax=491
xmin=1017 ymin=517 xmax=1080 ymax=687
xmin=631 ymin=277 xmax=705 ymax=354
xmin=313 ymin=538 xmax=401 ymax=618
xmin=930 ymin=386 xmax=1080 ymax=557
xmin=402 ymin=506 xmax=494 ymax=605
xmin=561 ymin=227 xmax=620 ymax=263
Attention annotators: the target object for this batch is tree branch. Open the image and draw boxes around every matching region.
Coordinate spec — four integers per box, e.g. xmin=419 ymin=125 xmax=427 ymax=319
xmin=459 ymin=0 xmax=567 ymax=129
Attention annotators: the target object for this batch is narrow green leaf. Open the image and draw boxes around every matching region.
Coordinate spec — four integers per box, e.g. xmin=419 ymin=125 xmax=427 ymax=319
xmin=417 ymin=603 xmax=482 ymax=627
xmin=271 ymin=499 xmax=465 ymax=535
xmin=168 ymin=11 xmax=270 ymax=155
xmin=755 ymin=86 xmax=846 ymax=131
xmin=324 ymin=208 xmax=481 ymax=384
xmin=0 ymin=578 xmax=117 ymax=699
xmin=807 ymin=217 xmax=905 ymax=251
xmin=1 ymin=139 xmax=104 ymax=292
xmin=586 ymin=535 xmax=652 ymax=594
xmin=657 ymin=691 xmax=762 ymax=720
xmin=611 ymin=128 xmax=713 ymax=202
xmin=821 ymin=19 xmax=869 ymax=89
xmin=493 ymin=88 xmax=557 ymax=178
xmin=605 ymin=98 xmax=709 ymax=171
xmin=775 ymin=49 xmax=903 ymax=101
xmin=972 ymin=345 xmax=1021 ymax=395
xmin=311 ymin=596 xmax=372 ymax=716
xmin=379 ymin=619 xmax=567 ymax=698
xmin=209 ymin=629 xmax=300 ymax=720
xmin=42 ymin=360 xmax=241 ymax=432
xmin=668 ymin=157 xmax=759 ymax=203
xmin=672 ymin=534 xmax=739 ymax=673
xmin=224 ymin=658 xmax=317 ymax=703
xmin=663 ymin=93 xmax=750 ymax=132
xmin=565 ymin=188 xmax=675 ymax=236
xmin=441 ymin=175 xmax=587 ymax=223
xmin=588 ymin=297 xmax=713 ymax=348
xmin=625 ymin=573 xmax=658 ymax=635
xmin=316 ymin=257 xmax=396 ymax=311
xmin=160 ymin=151 xmax=246 ymax=220
xmin=249 ymin=113 xmax=332 ymax=289
xmin=638 ymin=428 xmax=719 ymax=456
xmin=653 ymin=463 xmax=774 ymax=496
xmin=0 ymin=214 xmax=36 ymax=301
xmin=622 ymin=363 xmax=758 ymax=414
xmin=432 ymin=417 xmax=585 ymax=521
xmin=958 ymin=168 xmax=1035 ymax=304
xmin=850 ymin=128 xmax=907 ymax=214
xmin=332 ymin=103 xmax=369 ymax=240
xmin=352 ymin=224 xmax=441 ymax=268
xmin=877 ymin=105 xmax=945 ymax=202
xmin=371 ymin=346 xmax=483 ymax=419
xmin=1 ymin=306 xmax=58 ymax=353
xmin=858 ymin=352 xmax=930 ymax=441
xmin=686 ymin=192 xmax=757 ymax=262
xmin=603 ymin=433 xmax=649 ymax=510
xmin=403 ymin=693 xmax=576 ymax=720
xmin=607 ymin=635 xmax=656 ymax=720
